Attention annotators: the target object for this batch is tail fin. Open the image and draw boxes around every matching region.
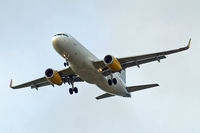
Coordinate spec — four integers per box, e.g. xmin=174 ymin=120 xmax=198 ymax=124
xmin=126 ymin=83 xmax=159 ymax=92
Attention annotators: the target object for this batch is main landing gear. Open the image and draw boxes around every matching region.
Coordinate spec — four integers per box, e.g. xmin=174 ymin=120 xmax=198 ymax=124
xmin=108 ymin=78 xmax=117 ymax=86
xmin=107 ymin=73 xmax=117 ymax=86
xmin=63 ymin=76 xmax=78 ymax=95
xmin=68 ymin=80 xmax=78 ymax=95
xmin=69 ymin=87 xmax=78 ymax=95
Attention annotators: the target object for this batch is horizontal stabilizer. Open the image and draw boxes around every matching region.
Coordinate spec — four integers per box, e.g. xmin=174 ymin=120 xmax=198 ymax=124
xmin=96 ymin=84 xmax=158 ymax=100
xmin=96 ymin=93 xmax=114 ymax=100
xmin=126 ymin=83 xmax=159 ymax=92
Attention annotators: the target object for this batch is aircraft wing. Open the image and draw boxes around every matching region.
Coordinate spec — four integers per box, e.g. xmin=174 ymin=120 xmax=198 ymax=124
xmin=93 ymin=38 xmax=191 ymax=72
xmin=10 ymin=67 xmax=83 ymax=89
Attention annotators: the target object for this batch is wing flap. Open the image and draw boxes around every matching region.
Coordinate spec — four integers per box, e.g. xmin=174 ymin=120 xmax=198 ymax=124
xmin=121 ymin=55 xmax=166 ymax=68
xmin=30 ymin=81 xmax=51 ymax=89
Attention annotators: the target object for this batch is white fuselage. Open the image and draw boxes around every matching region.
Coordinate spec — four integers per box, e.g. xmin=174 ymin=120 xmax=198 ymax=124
xmin=52 ymin=33 xmax=130 ymax=97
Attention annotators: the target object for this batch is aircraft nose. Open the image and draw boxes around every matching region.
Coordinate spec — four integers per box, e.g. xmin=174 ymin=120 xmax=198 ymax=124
xmin=52 ymin=35 xmax=65 ymax=49
xmin=52 ymin=36 xmax=60 ymax=47
xmin=51 ymin=36 xmax=65 ymax=53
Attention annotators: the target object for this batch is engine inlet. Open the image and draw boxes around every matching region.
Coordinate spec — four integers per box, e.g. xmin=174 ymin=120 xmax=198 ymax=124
xmin=104 ymin=55 xmax=113 ymax=64
xmin=45 ymin=68 xmax=54 ymax=78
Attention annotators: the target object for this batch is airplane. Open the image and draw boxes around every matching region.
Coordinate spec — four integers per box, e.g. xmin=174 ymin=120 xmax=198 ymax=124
xmin=10 ymin=33 xmax=191 ymax=100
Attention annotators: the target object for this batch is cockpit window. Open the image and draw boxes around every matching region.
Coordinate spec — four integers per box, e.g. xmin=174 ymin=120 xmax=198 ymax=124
xmin=54 ymin=33 xmax=69 ymax=37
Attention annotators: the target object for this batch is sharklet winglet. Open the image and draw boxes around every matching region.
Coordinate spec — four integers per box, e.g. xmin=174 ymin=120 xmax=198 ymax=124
xmin=10 ymin=79 xmax=13 ymax=88
xmin=187 ymin=38 xmax=191 ymax=48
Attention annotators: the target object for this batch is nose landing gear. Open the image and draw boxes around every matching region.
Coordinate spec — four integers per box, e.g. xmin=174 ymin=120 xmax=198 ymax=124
xmin=64 ymin=61 xmax=69 ymax=67
xmin=64 ymin=54 xmax=70 ymax=67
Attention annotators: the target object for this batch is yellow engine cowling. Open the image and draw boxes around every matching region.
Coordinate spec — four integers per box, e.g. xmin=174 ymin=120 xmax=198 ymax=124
xmin=104 ymin=55 xmax=122 ymax=71
xmin=45 ymin=68 xmax=62 ymax=85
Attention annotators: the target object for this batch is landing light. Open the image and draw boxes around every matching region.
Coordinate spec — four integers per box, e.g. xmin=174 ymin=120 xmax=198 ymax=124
xmin=98 ymin=68 xmax=102 ymax=72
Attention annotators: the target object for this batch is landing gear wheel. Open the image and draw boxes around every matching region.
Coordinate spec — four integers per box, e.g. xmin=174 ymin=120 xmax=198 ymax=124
xmin=64 ymin=62 xmax=69 ymax=67
xmin=74 ymin=87 xmax=78 ymax=93
xmin=108 ymin=79 xmax=112 ymax=86
xmin=112 ymin=78 xmax=117 ymax=84
xmin=69 ymin=88 xmax=73 ymax=95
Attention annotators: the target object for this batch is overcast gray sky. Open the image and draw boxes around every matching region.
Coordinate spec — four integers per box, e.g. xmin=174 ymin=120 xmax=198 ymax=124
xmin=0 ymin=0 xmax=200 ymax=133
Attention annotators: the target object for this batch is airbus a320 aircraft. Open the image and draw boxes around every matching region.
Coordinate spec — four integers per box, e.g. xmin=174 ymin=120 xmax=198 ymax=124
xmin=10 ymin=33 xmax=191 ymax=100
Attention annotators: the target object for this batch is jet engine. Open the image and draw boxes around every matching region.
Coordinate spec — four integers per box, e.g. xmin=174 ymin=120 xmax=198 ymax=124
xmin=45 ymin=68 xmax=62 ymax=85
xmin=104 ymin=55 xmax=122 ymax=71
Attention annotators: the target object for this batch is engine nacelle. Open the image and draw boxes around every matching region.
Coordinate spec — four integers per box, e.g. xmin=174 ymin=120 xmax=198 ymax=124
xmin=45 ymin=68 xmax=62 ymax=85
xmin=104 ymin=55 xmax=122 ymax=71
